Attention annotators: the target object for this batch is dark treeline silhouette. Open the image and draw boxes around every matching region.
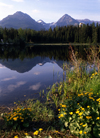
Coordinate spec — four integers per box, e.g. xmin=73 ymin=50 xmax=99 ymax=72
xmin=0 ymin=23 xmax=100 ymax=44
xmin=0 ymin=45 xmax=87 ymax=61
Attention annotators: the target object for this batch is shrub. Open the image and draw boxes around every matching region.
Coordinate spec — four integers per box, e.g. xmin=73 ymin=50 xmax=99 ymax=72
xmin=58 ymin=91 xmax=100 ymax=138
xmin=2 ymin=107 xmax=33 ymax=130
xmin=26 ymin=100 xmax=54 ymax=122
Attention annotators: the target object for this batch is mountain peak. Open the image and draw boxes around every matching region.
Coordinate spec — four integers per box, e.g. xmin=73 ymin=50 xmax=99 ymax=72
xmin=63 ymin=14 xmax=71 ymax=17
xmin=56 ymin=14 xmax=78 ymax=26
xmin=13 ymin=11 xmax=31 ymax=18
xmin=0 ymin=11 xmax=44 ymax=30
xmin=15 ymin=11 xmax=23 ymax=14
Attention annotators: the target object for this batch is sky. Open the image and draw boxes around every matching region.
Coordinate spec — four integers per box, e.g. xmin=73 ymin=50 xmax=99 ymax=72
xmin=0 ymin=0 xmax=100 ymax=23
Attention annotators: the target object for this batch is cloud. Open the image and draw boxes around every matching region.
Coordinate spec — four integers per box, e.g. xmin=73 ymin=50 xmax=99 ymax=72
xmin=0 ymin=2 xmax=13 ymax=8
xmin=12 ymin=0 xmax=24 ymax=2
xmin=0 ymin=64 xmax=5 ymax=68
xmin=33 ymin=72 xmax=40 ymax=75
xmin=32 ymin=9 xmax=40 ymax=14
xmin=8 ymin=81 xmax=26 ymax=91
xmin=1 ymin=76 xmax=16 ymax=81
xmin=29 ymin=83 xmax=41 ymax=90
xmin=0 ymin=87 xmax=2 ymax=93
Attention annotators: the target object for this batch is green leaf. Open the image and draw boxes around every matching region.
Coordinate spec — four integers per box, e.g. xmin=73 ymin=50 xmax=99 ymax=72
xmin=23 ymin=122 xmax=29 ymax=127
xmin=93 ymin=125 xmax=100 ymax=137
xmin=44 ymin=136 xmax=52 ymax=138
xmin=64 ymin=121 xmax=68 ymax=127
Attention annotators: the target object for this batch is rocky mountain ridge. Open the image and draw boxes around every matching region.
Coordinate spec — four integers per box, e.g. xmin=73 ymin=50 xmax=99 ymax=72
xmin=0 ymin=11 xmax=100 ymax=30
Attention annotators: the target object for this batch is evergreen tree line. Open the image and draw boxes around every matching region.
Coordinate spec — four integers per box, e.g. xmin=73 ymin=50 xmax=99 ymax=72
xmin=0 ymin=23 xmax=100 ymax=44
xmin=0 ymin=45 xmax=86 ymax=61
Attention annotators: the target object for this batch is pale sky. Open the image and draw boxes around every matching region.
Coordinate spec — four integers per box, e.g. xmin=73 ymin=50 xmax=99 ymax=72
xmin=0 ymin=0 xmax=100 ymax=23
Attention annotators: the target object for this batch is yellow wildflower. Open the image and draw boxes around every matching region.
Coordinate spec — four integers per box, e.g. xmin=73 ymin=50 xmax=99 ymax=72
xmin=24 ymin=133 xmax=28 ymax=136
xmin=78 ymin=112 xmax=83 ymax=116
xmin=69 ymin=112 xmax=73 ymax=115
xmin=96 ymin=117 xmax=100 ymax=120
xmin=33 ymin=130 xmax=39 ymax=135
xmin=60 ymin=114 xmax=64 ymax=117
xmin=13 ymin=117 xmax=18 ymax=121
xmin=87 ymin=106 xmax=90 ymax=108
xmin=86 ymin=116 xmax=92 ymax=119
xmin=81 ymin=108 xmax=85 ymax=111
xmin=39 ymin=128 xmax=43 ymax=131
xmin=78 ymin=93 xmax=83 ymax=97
xmin=62 ymin=105 xmax=67 ymax=108
xmin=79 ymin=130 xmax=82 ymax=134
xmin=21 ymin=120 xmax=24 ymax=122
xmin=96 ymin=98 xmax=100 ymax=101
xmin=80 ymin=123 xmax=83 ymax=125
xmin=82 ymin=124 xmax=86 ymax=127
xmin=54 ymin=130 xmax=58 ymax=133
xmin=95 ymin=72 xmax=97 ymax=75
xmin=76 ymin=110 xmax=79 ymax=114
xmin=14 ymin=135 xmax=19 ymax=138
xmin=84 ymin=132 xmax=87 ymax=134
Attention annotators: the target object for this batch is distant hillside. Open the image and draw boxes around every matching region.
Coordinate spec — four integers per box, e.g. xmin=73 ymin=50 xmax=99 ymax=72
xmin=76 ymin=19 xmax=100 ymax=25
xmin=0 ymin=11 xmax=44 ymax=31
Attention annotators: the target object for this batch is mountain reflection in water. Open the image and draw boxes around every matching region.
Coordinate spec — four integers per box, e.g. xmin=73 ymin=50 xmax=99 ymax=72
xmin=0 ymin=56 xmax=66 ymax=106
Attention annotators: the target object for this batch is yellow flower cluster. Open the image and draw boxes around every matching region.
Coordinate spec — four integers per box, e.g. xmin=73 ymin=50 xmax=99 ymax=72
xmin=86 ymin=116 xmax=92 ymax=119
xmin=58 ymin=104 xmax=67 ymax=118
xmin=58 ymin=90 xmax=100 ymax=137
xmin=96 ymin=98 xmax=100 ymax=104
xmin=61 ymin=104 xmax=67 ymax=108
xmin=33 ymin=130 xmax=39 ymax=135
xmin=79 ymin=130 xmax=87 ymax=135
xmin=5 ymin=107 xmax=32 ymax=122
xmin=33 ymin=128 xmax=43 ymax=135
xmin=90 ymin=72 xmax=98 ymax=78
xmin=78 ymin=92 xmax=94 ymax=97
xmin=58 ymin=114 xmax=64 ymax=118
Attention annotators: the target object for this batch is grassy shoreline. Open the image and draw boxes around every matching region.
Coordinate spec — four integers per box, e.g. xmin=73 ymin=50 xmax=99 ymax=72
xmin=1 ymin=42 xmax=100 ymax=46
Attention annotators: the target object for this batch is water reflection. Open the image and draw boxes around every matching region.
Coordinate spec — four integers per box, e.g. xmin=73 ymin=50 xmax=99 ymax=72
xmin=0 ymin=44 xmax=88 ymax=106
xmin=0 ymin=56 xmax=65 ymax=106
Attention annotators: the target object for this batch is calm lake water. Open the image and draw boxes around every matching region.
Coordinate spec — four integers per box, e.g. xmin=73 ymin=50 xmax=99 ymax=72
xmin=0 ymin=45 xmax=72 ymax=106
xmin=0 ymin=45 xmax=89 ymax=106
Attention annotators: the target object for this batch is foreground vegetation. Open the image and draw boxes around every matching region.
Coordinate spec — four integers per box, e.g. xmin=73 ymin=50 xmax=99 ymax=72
xmin=0 ymin=46 xmax=100 ymax=138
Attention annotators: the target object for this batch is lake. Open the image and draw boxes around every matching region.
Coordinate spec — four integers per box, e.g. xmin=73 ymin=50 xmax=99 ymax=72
xmin=0 ymin=45 xmax=88 ymax=106
xmin=0 ymin=45 xmax=70 ymax=106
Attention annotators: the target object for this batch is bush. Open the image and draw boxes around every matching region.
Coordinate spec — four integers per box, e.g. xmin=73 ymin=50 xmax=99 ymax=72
xmin=58 ymin=91 xmax=100 ymax=138
xmin=2 ymin=107 xmax=33 ymax=130
xmin=26 ymin=100 xmax=54 ymax=122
